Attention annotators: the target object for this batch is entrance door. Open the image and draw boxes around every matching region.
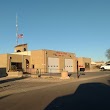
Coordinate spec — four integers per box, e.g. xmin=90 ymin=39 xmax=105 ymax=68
xmin=11 ymin=62 xmax=22 ymax=71
xmin=26 ymin=59 xmax=29 ymax=69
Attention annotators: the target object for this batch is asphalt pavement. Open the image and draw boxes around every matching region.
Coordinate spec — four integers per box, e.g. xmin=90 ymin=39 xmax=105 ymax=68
xmin=0 ymin=71 xmax=110 ymax=98
xmin=0 ymin=71 xmax=110 ymax=110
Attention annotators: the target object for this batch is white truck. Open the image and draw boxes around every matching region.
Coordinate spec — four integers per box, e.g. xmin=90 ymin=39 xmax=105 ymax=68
xmin=100 ymin=63 xmax=110 ymax=71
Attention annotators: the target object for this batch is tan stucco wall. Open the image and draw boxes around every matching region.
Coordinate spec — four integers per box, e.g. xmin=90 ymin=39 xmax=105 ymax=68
xmin=46 ymin=50 xmax=77 ymax=72
xmin=0 ymin=54 xmax=8 ymax=68
xmin=7 ymin=54 xmax=30 ymax=72
xmin=0 ymin=54 xmax=8 ymax=76
xmin=78 ymin=57 xmax=91 ymax=70
xmin=0 ymin=53 xmax=32 ymax=74
xmin=8 ymin=54 xmax=23 ymax=62
xmin=30 ymin=49 xmax=77 ymax=73
xmin=14 ymin=44 xmax=28 ymax=52
xmin=31 ymin=50 xmax=44 ymax=69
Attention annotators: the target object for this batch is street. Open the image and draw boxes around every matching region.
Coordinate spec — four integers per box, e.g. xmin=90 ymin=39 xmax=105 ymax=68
xmin=0 ymin=71 xmax=110 ymax=110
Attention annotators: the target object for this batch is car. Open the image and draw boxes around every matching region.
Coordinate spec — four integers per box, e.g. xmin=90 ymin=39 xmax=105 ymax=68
xmin=100 ymin=63 xmax=110 ymax=71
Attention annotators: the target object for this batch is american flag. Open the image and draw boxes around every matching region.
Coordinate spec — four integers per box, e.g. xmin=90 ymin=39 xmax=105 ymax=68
xmin=18 ymin=34 xmax=23 ymax=38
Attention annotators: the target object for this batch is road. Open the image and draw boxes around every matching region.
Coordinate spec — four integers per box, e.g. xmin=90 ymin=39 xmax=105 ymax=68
xmin=0 ymin=71 xmax=110 ymax=110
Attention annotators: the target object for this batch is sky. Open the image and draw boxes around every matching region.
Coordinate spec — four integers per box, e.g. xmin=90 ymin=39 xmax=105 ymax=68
xmin=0 ymin=0 xmax=110 ymax=62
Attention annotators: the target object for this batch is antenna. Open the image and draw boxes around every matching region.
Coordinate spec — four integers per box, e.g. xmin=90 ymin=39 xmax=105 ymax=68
xmin=16 ymin=14 xmax=18 ymax=45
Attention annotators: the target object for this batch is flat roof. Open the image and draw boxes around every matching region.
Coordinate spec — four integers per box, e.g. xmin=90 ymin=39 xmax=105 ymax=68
xmin=15 ymin=43 xmax=27 ymax=47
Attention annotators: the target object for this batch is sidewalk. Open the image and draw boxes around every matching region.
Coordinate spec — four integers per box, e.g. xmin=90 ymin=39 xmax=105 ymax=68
xmin=0 ymin=72 xmax=110 ymax=98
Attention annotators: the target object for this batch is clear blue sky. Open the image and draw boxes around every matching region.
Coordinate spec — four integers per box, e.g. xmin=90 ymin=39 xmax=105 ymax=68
xmin=0 ymin=0 xmax=110 ymax=62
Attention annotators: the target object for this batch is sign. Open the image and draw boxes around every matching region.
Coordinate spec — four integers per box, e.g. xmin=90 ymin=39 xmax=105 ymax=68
xmin=53 ymin=52 xmax=67 ymax=56
xmin=79 ymin=65 xmax=83 ymax=67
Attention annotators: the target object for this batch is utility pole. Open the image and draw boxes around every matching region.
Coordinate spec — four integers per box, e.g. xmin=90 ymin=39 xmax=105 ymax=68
xmin=77 ymin=61 xmax=79 ymax=78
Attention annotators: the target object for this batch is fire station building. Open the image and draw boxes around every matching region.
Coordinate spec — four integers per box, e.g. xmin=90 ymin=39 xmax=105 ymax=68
xmin=0 ymin=44 xmax=91 ymax=77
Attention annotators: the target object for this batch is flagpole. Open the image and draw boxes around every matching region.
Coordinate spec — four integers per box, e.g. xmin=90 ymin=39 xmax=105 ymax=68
xmin=16 ymin=14 xmax=18 ymax=45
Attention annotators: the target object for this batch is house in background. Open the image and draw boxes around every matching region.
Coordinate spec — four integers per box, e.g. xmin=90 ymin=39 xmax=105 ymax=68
xmin=95 ymin=61 xmax=105 ymax=66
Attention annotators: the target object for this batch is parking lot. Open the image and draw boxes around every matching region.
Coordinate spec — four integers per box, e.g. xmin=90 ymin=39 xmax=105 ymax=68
xmin=0 ymin=71 xmax=110 ymax=110
xmin=0 ymin=71 xmax=110 ymax=98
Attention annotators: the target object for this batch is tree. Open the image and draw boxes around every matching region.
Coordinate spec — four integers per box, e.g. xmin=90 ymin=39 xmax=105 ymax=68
xmin=106 ymin=49 xmax=110 ymax=60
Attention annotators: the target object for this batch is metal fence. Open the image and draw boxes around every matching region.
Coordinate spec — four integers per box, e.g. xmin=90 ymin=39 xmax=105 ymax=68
xmin=25 ymin=68 xmax=63 ymax=74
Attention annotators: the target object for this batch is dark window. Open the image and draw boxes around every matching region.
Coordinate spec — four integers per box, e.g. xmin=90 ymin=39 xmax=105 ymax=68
xmin=11 ymin=62 xmax=22 ymax=70
xmin=85 ymin=63 xmax=90 ymax=69
xmin=17 ymin=50 xmax=21 ymax=52
xmin=24 ymin=48 xmax=26 ymax=51
xmin=32 ymin=65 xmax=34 ymax=69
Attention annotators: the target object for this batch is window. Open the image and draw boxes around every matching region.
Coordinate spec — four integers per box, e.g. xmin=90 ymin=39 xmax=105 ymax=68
xmin=85 ymin=63 xmax=90 ymax=69
xmin=24 ymin=48 xmax=26 ymax=51
xmin=32 ymin=65 xmax=34 ymax=69
xmin=17 ymin=50 xmax=21 ymax=52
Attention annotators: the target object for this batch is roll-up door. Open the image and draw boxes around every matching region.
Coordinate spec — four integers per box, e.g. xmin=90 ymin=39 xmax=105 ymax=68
xmin=48 ymin=57 xmax=59 ymax=73
xmin=65 ymin=59 xmax=73 ymax=72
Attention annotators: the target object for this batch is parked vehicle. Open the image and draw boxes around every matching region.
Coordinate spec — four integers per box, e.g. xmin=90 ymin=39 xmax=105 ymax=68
xmin=100 ymin=63 xmax=110 ymax=71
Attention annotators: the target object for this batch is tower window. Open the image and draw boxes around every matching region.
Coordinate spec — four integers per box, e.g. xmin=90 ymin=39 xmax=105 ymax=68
xmin=17 ymin=50 xmax=21 ymax=52
xmin=24 ymin=48 xmax=26 ymax=51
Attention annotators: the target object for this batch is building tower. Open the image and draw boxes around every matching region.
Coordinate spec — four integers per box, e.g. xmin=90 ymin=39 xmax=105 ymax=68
xmin=14 ymin=43 xmax=28 ymax=52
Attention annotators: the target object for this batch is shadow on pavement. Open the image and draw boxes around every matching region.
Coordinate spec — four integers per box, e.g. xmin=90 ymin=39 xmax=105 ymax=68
xmin=0 ymin=77 xmax=27 ymax=84
xmin=0 ymin=94 xmax=12 ymax=100
xmin=45 ymin=82 xmax=110 ymax=110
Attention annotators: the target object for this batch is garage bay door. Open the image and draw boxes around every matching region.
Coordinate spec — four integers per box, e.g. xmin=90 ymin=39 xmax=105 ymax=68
xmin=48 ymin=57 xmax=59 ymax=73
xmin=65 ymin=59 xmax=73 ymax=72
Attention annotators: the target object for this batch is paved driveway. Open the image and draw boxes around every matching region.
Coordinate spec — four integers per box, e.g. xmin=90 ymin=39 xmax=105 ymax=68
xmin=0 ymin=71 xmax=110 ymax=98
xmin=0 ymin=71 xmax=110 ymax=110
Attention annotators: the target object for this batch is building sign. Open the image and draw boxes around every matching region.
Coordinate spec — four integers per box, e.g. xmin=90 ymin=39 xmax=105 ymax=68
xmin=53 ymin=52 xmax=67 ymax=56
xmin=79 ymin=65 xmax=83 ymax=67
